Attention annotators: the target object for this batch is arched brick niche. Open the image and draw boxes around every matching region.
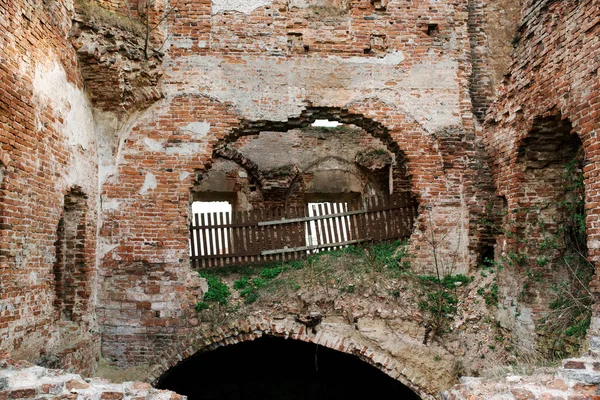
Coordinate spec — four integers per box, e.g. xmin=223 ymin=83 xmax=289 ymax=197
xmin=488 ymin=113 xmax=590 ymax=353
xmin=53 ymin=187 xmax=90 ymax=323
xmin=478 ymin=0 xmax=600 ymax=352
xmin=194 ymin=108 xmax=412 ymax=210
xmin=214 ymin=107 xmax=408 ymax=168
xmin=514 ymin=115 xmax=583 ymax=250
xmin=147 ymin=318 xmax=435 ymax=400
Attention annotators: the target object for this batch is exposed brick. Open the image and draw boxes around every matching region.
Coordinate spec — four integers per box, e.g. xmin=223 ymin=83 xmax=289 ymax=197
xmin=511 ymin=389 xmax=535 ymax=400
xmin=65 ymin=380 xmax=89 ymax=391
xmin=565 ymin=361 xmax=587 ymax=370
xmin=100 ymin=392 xmax=124 ymax=400
xmin=8 ymin=389 xmax=36 ymax=399
xmin=547 ymin=379 xmax=568 ymax=390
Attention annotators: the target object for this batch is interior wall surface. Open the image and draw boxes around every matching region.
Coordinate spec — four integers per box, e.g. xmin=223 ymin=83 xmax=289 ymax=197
xmin=0 ymin=0 xmax=100 ymax=375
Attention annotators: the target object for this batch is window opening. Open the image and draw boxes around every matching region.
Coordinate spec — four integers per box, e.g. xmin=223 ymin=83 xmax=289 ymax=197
xmin=191 ymin=201 xmax=232 ymax=256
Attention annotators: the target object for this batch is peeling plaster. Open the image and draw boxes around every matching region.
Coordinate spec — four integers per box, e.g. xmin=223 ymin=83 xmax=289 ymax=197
xmin=164 ymin=143 xmax=203 ymax=156
xmin=338 ymin=51 xmax=406 ymax=65
xmin=143 ymin=138 xmax=165 ymax=152
xmin=33 ymin=62 xmax=94 ymax=151
xmin=164 ymin=55 xmax=460 ymax=131
xmin=140 ymin=172 xmax=157 ymax=194
xmin=98 ymin=238 xmax=119 ymax=259
xmin=173 ymin=38 xmax=194 ymax=49
xmin=211 ymin=0 xmax=271 ymax=14
xmin=102 ymin=199 xmax=121 ymax=212
xmin=33 ymin=61 xmax=97 ymax=191
xmin=179 ymin=121 xmax=211 ymax=136
xmin=179 ymin=171 xmax=191 ymax=182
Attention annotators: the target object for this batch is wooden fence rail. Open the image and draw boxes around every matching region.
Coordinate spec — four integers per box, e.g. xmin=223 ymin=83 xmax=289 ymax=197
xmin=189 ymin=193 xmax=418 ymax=269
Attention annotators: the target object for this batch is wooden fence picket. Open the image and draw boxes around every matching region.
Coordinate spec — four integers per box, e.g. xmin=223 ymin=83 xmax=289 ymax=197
xmin=189 ymin=194 xmax=418 ymax=268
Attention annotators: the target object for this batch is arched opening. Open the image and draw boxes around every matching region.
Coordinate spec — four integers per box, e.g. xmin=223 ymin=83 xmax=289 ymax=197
xmin=156 ymin=336 xmax=421 ymax=399
xmin=513 ymin=114 xmax=590 ymax=356
xmin=195 ymin=107 xmax=415 ymax=211
xmin=188 ymin=108 xmax=419 ymax=268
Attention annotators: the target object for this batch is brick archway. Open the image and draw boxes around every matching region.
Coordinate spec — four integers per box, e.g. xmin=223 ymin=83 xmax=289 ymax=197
xmin=210 ymin=107 xmax=411 ymax=181
xmin=147 ymin=318 xmax=435 ymax=400
xmin=196 ymin=105 xmax=418 ymax=212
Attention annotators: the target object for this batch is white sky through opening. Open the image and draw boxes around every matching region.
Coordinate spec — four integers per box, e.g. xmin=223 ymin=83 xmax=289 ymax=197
xmin=312 ymin=119 xmax=340 ymax=127
xmin=191 ymin=201 xmax=232 ymax=256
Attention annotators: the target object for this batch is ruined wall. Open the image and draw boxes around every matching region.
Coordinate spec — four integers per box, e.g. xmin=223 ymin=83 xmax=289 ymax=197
xmin=0 ymin=0 xmax=100 ymax=375
xmin=96 ymin=0 xmax=499 ymax=374
xmin=467 ymin=0 xmax=520 ymax=121
xmin=481 ymin=0 xmax=600 ymax=353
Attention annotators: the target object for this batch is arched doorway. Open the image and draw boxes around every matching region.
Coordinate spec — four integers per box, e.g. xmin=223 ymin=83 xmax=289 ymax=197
xmin=156 ymin=335 xmax=422 ymax=399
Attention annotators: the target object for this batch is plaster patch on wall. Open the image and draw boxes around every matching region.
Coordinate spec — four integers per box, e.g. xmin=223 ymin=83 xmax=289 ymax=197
xmin=33 ymin=61 xmax=95 ymax=151
xmin=140 ymin=172 xmax=157 ymax=194
xmin=588 ymin=240 xmax=600 ymax=250
xmin=102 ymin=198 xmax=121 ymax=212
xmin=166 ymin=55 xmax=460 ymax=130
xmin=179 ymin=121 xmax=211 ymax=136
xmin=33 ymin=60 xmax=97 ymax=196
xmin=165 ymin=142 xmax=203 ymax=156
xmin=211 ymin=0 xmax=270 ymax=15
xmin=98 ymin=238 xmax=119 ymax=259
xmin=143 ymin=138 xmax=165 ymax=152
xmin=65 ymin=156 xmax=96 ymax=189
xmin=179 ymin=171 xmax=191 ymax=182
xmin=28 ymin=272 xmax=38 ymax=285
xmin=173 ymin=38 xmax=194 ymax=49
xmin=99 ymin=165 xmax=115 ymax=187
xmin=338 ymin=51 xmax=405 ymax=65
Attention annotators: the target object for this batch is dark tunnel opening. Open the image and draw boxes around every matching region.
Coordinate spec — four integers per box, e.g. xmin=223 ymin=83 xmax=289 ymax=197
xmin=157 ymin=336 xmax=422 ymax=400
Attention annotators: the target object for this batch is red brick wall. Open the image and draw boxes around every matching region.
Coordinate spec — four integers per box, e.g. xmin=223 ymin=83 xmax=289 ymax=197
xmin=98 ymin=96 xmax=495 ymax=367
xmin=0 ymin=0 xmax=99 ymax=374
xmin=481 ymin=0 xmax=600 ymax=349
xmin=0 ymin=0 xmax=502 ymax=376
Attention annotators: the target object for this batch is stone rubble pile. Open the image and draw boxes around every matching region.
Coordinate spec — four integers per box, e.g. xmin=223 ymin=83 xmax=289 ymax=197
xmin=443 ymin=357 xmax=600 ymax=400
xmin=0 ymin=360 xmax=182 ymax=400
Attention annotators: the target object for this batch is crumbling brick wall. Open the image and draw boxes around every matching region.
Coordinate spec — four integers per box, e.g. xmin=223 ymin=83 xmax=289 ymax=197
xmin=481 ymin=0 xmax=600 ymax=352
xmin=0 ymin=0 xmax=100 ymax=375
xmin=96 ymin=0 xmax=500 ymax=370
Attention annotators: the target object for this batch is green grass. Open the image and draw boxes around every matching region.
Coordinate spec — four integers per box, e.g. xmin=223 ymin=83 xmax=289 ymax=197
xmin=205 ymin=240 xmax=412 ymax=306
xmin=196 ymin=272 xmax=231 ymax=311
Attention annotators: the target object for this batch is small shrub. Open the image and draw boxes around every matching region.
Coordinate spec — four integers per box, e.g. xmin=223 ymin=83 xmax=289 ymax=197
xmin=565 ymin=315 xmax=590 ymax=337
xmin=252 ymin=277 xmax=266 ymax=288
xmin=339 ymin=284 xmax=355 ymax=294
xmin=244 ymin=291 xmax=259 ymax=304
xmin=260 ymin=266 xmax=284 ymax=280
xmin=288 ymin=260 xmax=305 ymax=270
xmin=233 ymin=277 xmax=250 ymax=290
xmin=485 ymin=283 xmax=499 ymax=306
xmin=198 ymin=272 xmax=230 ymax=306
